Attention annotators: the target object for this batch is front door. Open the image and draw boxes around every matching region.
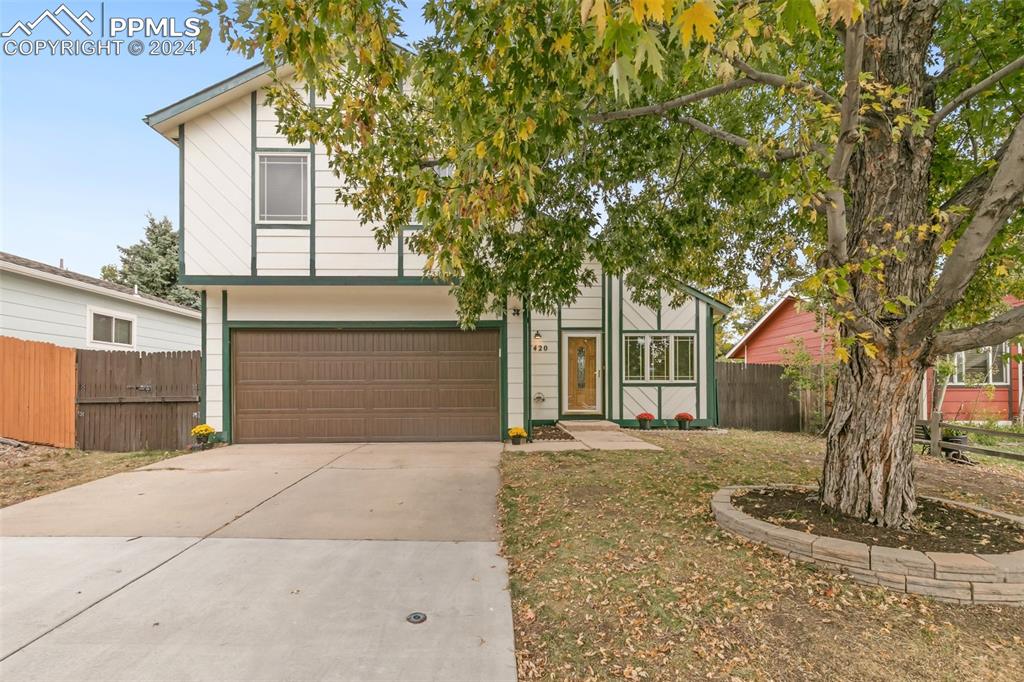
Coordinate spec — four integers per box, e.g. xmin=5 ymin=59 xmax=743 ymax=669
xmin=564 ymin=334 xmax=601 ymax=414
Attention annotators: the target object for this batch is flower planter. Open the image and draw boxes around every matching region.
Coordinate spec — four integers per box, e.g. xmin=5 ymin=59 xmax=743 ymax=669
xmin=510 ymin=436 xmax=523 ymax=445
xmin=676 ymin=420 xmax=689 ymax=430
xmin=638 ymin=420 xmax=652 ymax=430
xmin=942 ymin=434 xmax=969 ymax=457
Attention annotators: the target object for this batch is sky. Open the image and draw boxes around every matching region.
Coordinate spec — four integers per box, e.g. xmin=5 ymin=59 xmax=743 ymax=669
xmin=0 ymin=0 xmax=430 ymax=277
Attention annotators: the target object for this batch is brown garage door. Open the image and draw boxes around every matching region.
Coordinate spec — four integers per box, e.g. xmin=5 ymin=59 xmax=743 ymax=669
xmin=232 ymin=328 xmax=500 ymax=443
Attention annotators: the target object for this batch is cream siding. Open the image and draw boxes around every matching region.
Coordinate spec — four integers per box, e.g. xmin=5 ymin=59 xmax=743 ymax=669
xmin=255 ymin=230 xmax=311 ymax=276
xmin=506 ymin=308 xmax=524 ymax=430
xmin=182 ymin=94 xmax=251 ymax=276
xmin=204 ymin=291 xmax=225 ymax=431
xmin=0 ymin=271 xmax=200 ymax=352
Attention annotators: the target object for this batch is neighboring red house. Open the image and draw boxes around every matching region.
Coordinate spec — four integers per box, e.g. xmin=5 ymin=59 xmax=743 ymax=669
xmin=727 ymin=295 xmax=1023 ymax=422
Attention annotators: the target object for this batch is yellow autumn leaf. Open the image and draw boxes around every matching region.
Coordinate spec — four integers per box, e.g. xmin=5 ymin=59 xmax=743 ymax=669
xmin=593 ymin=0 xmax=609 ymax=36
xmin=552 ymin=33 xmax=572 ymax=55
xmin=631 ymin=0 xmax=646 ymax=21
xmin=446 ymin=146 xmax=457 ymax=160
xmin=827 ymin=0 xmax=862 ymax=26
xmin=677 ymin=1 xmax=719 ymax=51
xmin=834 ymin=346 xmax=851 ymax=363
xmin=995 ymin=264 xmax=1009 ymax=276
xmin=647 ymin=0 xmax=667 ymax=23
xmin=518 ymin=116 xmax=537 ymax=141
xmin=416 ymin=188 xmax=427 ymax=207
xmin=863 ymin=342 xmax=878 ymax=359
xmin=475 ymin=140 xmax=487 ymax=159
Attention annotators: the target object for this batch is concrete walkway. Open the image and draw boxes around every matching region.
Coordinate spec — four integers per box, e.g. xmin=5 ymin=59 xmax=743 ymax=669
xmin=0 ymin=443 xmax=516 ymax=681
xmin=506 ymin=421 xmax=662 ymax=452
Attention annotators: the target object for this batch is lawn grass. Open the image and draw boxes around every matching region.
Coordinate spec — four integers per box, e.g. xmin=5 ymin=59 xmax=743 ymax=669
xmin=0 ymin=445 xmax=184 ymax=508
xmin=500 ymin=430 xmax=1024 ymax=681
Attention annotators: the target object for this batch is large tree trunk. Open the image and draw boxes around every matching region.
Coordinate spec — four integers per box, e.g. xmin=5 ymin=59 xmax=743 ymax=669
xmin=821 ymin=350 xmax=928 ymax=527
xmin=819 ymin=1 xmax=942 ymax=527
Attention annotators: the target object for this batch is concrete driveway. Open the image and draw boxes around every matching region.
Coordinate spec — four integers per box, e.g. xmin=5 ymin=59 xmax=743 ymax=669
xmin=0 ymin=443 xmax=516 ymax=681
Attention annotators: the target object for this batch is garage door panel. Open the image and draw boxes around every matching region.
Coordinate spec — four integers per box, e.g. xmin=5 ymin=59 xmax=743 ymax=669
xmin=371 ymin=358 xmax=438 ymax=382
xmin=304 ymin=388 xmax=368 ymax=410
xmin=235 ymin=359 xmax=302 ymax=382
xmin=234 ymin=388 xmax=302 ymax=411
xmin=232 ymin=329 xmax=500 ymax=443
xmin=305 ymin=358 xmax=367 ymax=382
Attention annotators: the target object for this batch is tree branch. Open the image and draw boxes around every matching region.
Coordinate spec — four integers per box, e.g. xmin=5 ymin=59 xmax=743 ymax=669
xmin=927 ymin=55 xmax=1024 ymax=137
xmin=932 ymin=306 xmax=1024 ymax=355
xmin=931 ymin=139 xmax=1010 ymax=250
xmin=823 ymin=19 xmax=866 ymax=265
xmin=902 ymin=114 xmax=1024 ymax=345
xmin=674 ymin=115 xmax=823 ymax=161
xmin=727 ymin=55 xmax=838 ymax=106
xmin=588 ymin=79 xmax=756 ymax=124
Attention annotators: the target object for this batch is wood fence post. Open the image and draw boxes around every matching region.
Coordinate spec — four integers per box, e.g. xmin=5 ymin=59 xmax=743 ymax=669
xmin=929 ymin=410 xmax=942 ymax=458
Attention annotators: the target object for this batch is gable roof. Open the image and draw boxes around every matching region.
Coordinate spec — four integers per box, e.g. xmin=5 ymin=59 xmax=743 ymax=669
xmin=724 ymin=294 xmax=800 ymax=360
xmin=144 ymin=62 xmax=280 ymax=140
xmin=0 ymin=252 xmax=200 ymax=319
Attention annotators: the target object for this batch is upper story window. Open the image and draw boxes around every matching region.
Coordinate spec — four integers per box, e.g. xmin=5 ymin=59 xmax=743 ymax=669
xmin=623 ymin=334 xmax=696 ymax=383
xmin=950 ymin=343 xmax=1010 ymax=385
xmin=89 ymin=308 xmax=134 ymax=348
xmin=257 ymin=153 xmax=309 ymax=224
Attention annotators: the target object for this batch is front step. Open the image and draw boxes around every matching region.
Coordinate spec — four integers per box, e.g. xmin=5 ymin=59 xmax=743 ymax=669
xmin=557 ymin=420 xmax=621 ymax=434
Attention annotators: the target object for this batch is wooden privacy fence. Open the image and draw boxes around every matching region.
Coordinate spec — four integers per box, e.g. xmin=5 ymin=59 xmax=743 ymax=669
xmin=715 ymin=362 xmax=804 ymax=432
xmin=75 ymin=349 xmax=201 ymax=451
xmin=0 ymin=337 xmax=76 ymax=447
xmin=0 ymin=336 xmax=200 ymax=451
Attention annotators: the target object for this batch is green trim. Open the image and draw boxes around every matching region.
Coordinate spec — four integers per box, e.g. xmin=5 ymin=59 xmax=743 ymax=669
xmin=254 ymin=146 xmax=311 ymax=153
xmin=501 ymin=310 xmax=508 ymax=440
xmin=178 ymin=124 xmax=185 ymax=276
xmin=707 ymin=303 xmax=719 ymax=426
xmin=658 ymin=386 xmax=663 ymax=420
xmin=523 ymin=307 xmax=532 ymax=437
xmin=656 ymin=288 xmax=661 ymax=330
xmin=606 ymin=273 xmax=613 ymax=420
xmin=560 ymin=326 xmax=602 ymax=331
xmin=199 ymin=290 xmax=207 ymax=422
xmin=221 ymin=290 xmax=231 ymax=443
xmin=600 ymin=274 xmax=606 ymax=418
xmin=397 ymin=226 xmax=404 ymax=277
xmin=179 ymin=275 xmax=448 ymax=286
xmin=677 ymin=282 xmax=732 ymax=314
xmin=145 ymin=63 xmax=272 ymax=129
xmin=225 ymin=319 xmax=503 ymax=330
xmin=696 ymin=304 xmax=702 ymax=419
xmin=620 ymin=328 xmax=697 ymax=334
xmin=250 ymin=92 xmax=257 ymax=277
xmin=557 ymin=305 xmax=565 ymax=411
xmin=255 ymin=224 xmax=312 ymax=231
xmin=308 ymin=89 xmax=316 ymax=276
xmin=618 ymin=276 xmax=624 ymax=421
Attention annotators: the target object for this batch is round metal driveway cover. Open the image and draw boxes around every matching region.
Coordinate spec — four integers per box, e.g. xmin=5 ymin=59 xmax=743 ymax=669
xmin=406 ymin=612 xmax=427 ymax=624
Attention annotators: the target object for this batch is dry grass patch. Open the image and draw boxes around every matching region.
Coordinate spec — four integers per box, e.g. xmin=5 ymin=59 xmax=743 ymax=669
xmin=0 ymin=443 xmax=183 ymax=507
xmin=500 ymin=430 xmax=1024 ymax=681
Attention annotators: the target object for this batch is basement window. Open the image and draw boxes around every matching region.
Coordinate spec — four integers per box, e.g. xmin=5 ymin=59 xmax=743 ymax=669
xmin=257 ymin=153 xmax=310 ymax=223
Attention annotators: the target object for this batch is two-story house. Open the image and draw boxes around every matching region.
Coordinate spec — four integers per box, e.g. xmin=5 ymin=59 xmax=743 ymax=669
xmin=144 ymin=64 xmax=729 ymax=443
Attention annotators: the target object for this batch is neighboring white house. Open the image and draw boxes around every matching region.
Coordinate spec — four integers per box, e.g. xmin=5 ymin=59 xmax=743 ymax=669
xmin=143 ymin=64 xmax=729 ymax=443
xmin=0 ymin=252 xmax=201 ymax=352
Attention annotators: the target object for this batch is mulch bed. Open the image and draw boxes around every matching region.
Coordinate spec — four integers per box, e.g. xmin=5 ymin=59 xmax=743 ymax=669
xmin=531 ymin=425 xmax=576 ymax=441
xmin=735 ymin=487 xmax=1024 ymax=554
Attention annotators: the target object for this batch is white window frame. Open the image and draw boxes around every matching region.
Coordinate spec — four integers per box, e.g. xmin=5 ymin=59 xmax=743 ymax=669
xmin=622 ymin=333 xmax=697 ymax=383
xmin=87 ymin=306 xmax=137 ymax=349
xmin=255 ymin=151 xmax=311 ymax=225
xmin=949 ymin=343 xmax=1010 ymax=386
